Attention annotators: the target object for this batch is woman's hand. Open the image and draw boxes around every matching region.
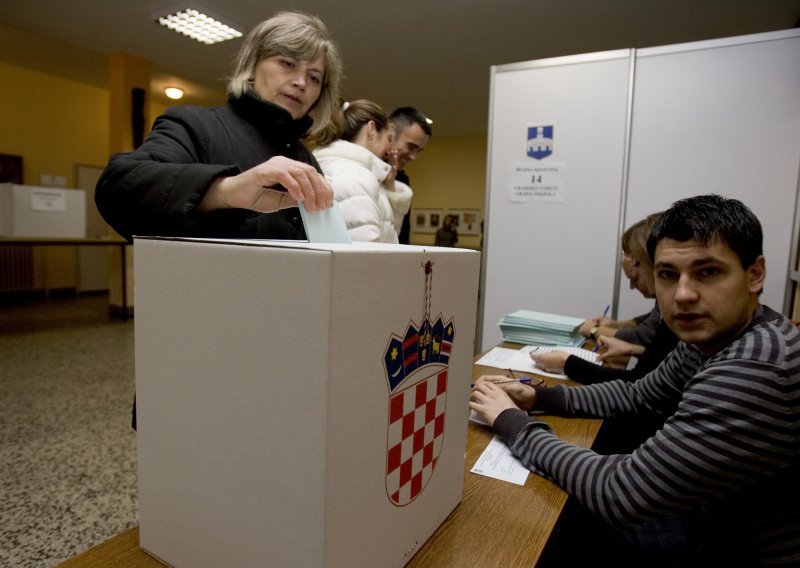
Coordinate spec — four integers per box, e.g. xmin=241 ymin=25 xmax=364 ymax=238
xmin=531 ymin=350 xmax=569 ymax=374
xmin=199 ymin=156 xmax=334 ymax=214
xmin=595 ymin=334 xmax=645 ymax=362
xmin=596 ymin=316 xmax=617 ymax=328
xmin=470 ymin=379 xmax=534 ymax=426
xmin=578 ymin=319 xmax=596 ymax=337
xmin=579 ymin=317 xmax=619 ymax=337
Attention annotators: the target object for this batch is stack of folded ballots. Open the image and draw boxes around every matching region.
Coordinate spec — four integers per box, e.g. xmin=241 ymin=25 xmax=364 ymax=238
xmin=498 ymin=309 xmax=585 ymax=347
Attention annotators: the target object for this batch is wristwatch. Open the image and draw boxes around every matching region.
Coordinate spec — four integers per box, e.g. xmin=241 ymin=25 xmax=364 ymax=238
xmin=589 ymin=325 xmax=600 ymax=340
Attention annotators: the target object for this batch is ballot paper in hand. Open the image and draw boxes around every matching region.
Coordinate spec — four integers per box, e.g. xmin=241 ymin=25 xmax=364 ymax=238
xmin=298 ymin=201 xmax=351 ymax=244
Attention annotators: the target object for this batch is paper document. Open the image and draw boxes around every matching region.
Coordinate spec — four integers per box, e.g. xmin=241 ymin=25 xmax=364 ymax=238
xmin=474 ymin=345 xmax=599 ymax=380
xmin=298 ymin=201 xmax=351 ymax=244
xmin=470 ymin=435 xmax=529 ymax=485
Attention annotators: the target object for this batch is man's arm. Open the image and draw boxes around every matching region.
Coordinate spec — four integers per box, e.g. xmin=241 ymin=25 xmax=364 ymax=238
xmin=495 ymin=344 xmax=796 ymax=528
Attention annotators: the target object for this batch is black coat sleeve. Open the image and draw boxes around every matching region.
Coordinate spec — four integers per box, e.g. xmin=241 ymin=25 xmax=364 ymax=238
xmin=95 ymin=107 xmax=244 ymax=241
xmin=564 ymin=321 xmax=680 ymax=385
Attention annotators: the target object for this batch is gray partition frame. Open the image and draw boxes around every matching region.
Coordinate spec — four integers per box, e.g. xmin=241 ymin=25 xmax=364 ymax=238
xmin=479 ymin=50 xmax=634 ymax=351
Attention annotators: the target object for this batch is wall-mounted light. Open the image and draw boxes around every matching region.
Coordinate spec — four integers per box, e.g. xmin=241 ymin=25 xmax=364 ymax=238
xmin=153 ymin=3 xmax=243 ymax=45
xmin=165 ymin=87 xmax=185 ymax=100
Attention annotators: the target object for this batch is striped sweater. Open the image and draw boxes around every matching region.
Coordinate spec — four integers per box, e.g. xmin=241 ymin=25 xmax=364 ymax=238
xmin=493 ymin=305 xmax=800 ymax=565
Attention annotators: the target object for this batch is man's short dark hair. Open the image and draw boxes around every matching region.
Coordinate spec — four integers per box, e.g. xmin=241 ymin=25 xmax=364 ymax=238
xmin=389 ymin=107 xmax=432 ymax=137
xmin=647 ymin=194 xmax=763 ymax=268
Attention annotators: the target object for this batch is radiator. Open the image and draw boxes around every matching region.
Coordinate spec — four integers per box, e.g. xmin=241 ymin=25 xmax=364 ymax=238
xmin=0 ymin=246 xmax=34 ymax=291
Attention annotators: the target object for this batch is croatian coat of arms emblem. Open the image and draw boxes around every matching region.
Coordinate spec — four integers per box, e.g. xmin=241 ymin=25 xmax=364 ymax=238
xmin=383 ymin=260 xmax=455 ymax=506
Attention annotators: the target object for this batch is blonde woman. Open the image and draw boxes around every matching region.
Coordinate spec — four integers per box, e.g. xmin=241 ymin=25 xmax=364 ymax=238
xmin=96 ymin=11 xmax=343 ymax=241
xmin=313 ymin=99 xmax=413 ymax=243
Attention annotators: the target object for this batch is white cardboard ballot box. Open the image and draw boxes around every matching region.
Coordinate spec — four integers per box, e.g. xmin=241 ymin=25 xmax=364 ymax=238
xmin=0 ymin=183 xmax=86 ymax=237
xmin=134 ymin=237 xmax=481 ymax=568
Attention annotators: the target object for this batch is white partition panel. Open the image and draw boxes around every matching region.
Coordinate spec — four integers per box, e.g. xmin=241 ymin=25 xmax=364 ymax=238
xmin=620 ymin=29 xmax=800 ymax=319
xmin=480 ymin=51 xmax=633 ymax=350
xmin=482 ymin=30 xmax=800 ymax=349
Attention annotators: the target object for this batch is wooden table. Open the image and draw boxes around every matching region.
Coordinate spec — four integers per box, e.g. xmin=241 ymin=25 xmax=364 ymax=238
xmin=58 ymin=349 xmax=602 ymax=568
xmin=0 ymin=237 xmax=132 ymax=319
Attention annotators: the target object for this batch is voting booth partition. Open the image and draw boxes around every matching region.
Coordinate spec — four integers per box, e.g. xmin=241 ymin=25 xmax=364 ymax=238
xmin=480 ymin=29 xmax=800 ymax=350
xmin=134 ymin=238 xmax=480 ymax=568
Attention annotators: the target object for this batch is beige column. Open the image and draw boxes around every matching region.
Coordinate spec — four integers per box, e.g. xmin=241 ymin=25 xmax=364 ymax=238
xmin=106 ymin=52 xmax=152 ymax=318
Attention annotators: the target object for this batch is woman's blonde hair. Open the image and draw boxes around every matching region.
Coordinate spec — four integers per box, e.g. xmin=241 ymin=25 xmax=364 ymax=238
xmin=314 ymin=99 xmax=389 ymax=146
xmin=227 ymin=11 xmax=343 ymax=136
xmin=622 ymin=212 xmax=663 ymax=271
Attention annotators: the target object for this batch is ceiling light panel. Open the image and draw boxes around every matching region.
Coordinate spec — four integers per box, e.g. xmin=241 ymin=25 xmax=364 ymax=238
xmin=153 ymin=3 xmax=243 ymax=45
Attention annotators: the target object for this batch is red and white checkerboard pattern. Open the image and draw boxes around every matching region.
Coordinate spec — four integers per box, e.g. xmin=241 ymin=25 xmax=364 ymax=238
xmin=386 ymin=368 xmax=448 ymax=506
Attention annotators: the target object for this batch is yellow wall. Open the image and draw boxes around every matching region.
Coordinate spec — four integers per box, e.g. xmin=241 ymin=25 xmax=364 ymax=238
xmin=0 ymin=60 xmax=169 ymax=296
xmin=0 ymin=61 xmax=109 ymax=184
xmin=0 ymin=59 xmax=488 ymax=250
xmin=0 ymin=60 xmax=172 ymax=184
xmin=404 ymin=134 xmax=487 ymax=250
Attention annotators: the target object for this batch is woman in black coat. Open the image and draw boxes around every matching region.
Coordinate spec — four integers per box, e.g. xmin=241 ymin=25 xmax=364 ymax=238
xmin=97 ymin=11 xmax=344 ymax=430
xmin=95 ymin=11 xmax=343 ymax=242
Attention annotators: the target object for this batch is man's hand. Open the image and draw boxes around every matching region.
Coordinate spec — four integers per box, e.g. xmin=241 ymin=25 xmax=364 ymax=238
xmin=469 ymin=380 xmax=531 ymax=426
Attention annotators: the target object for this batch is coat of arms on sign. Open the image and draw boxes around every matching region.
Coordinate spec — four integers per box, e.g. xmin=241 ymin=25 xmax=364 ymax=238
xmin=527 ymin=126 xmax=553 ymax=160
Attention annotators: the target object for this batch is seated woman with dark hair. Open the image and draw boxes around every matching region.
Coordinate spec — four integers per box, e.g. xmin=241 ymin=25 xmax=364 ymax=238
xmin=577 ymin=214 xmax=666 ymax=348
xmin=533 ymin=213 xmax=676 ymax=453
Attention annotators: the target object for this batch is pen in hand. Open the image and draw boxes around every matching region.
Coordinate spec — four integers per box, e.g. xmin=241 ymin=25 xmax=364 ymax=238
xmin=592 ymin=305 xmax=610 ymax=352
xmin=470 ymin=377 xmax=537 ymax=388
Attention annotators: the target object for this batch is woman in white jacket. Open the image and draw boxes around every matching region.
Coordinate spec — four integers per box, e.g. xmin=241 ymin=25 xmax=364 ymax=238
xmin=313 ymin=100 xmax=413 ymax=243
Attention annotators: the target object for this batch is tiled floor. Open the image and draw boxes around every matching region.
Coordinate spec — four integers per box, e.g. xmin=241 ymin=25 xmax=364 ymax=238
xmin=0 ymin=293 xmax=137 ymax=567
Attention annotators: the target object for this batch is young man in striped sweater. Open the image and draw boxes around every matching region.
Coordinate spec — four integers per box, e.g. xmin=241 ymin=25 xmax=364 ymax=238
xmin=471 ymin=194 xmax=799 ymax=566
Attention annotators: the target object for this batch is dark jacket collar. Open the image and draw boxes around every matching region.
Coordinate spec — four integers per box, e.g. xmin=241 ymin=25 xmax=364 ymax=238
xmin=229 ymin=91 xmax=314 ymax=141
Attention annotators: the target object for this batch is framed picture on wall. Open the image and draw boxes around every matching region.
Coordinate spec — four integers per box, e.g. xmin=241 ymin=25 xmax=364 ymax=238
xmin=0 ymin=154 xmax=23 ymax=184
xmin=411 ymin=208 xmax=445 ymax=234
xmin=448 ymin=209 xmax=482 ymax=236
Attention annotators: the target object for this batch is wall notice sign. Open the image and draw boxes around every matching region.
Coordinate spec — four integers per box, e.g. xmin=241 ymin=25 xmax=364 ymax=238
xmin=30 ymin=188 xmax=67 ymax=212
xmin=509 ymin=161 xmax=566 ymax=202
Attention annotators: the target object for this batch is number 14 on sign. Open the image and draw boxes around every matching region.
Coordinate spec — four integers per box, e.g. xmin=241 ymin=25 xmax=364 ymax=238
xmin=509 ymin=161 xmax=566 ymax=203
